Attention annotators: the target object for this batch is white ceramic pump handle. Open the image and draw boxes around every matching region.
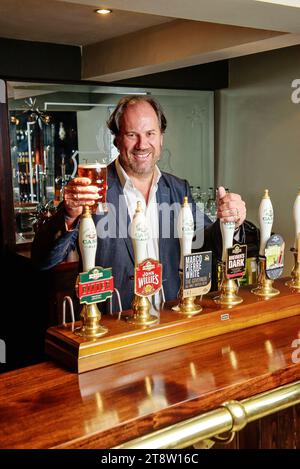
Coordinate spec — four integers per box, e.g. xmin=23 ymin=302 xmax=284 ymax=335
xmin=79 ymin=208 xmax=97 ymax=272
xmin=220 ymin=221 xmax=235 ymax=262
xmin=131 ymin=201 xmax=149 ymax=266
xmin=258 ymin=189 xmax=273 ymax=256
xmin=178 ymin=196 xmax=194 ymax=270
xmin=293 ymin=189 xmax=300 ymax=250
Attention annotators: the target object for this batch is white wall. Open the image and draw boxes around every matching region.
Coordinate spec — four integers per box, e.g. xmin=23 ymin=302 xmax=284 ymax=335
xmin=152 ymin=90 xmax=214 ymax=191
xmin=77 ymin=94 xmax=120 ymax=165
xmin=216 ymin=45 xmax=300 ymax=274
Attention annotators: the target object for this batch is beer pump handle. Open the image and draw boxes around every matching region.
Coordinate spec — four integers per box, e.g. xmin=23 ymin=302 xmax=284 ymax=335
xmin=79 ymin=206 xmax=97 ymax=272
xmin=293 ymin=189 xmax=300 ymax=250
xmin=259 ymin=189 xmax=273 ymax=256
xmin=131 ymin=201 xmax=149 ymax=266
xmin=178 ymin=196 xmax=194 ymax=270
xmin=220 ymin=221 xmax=235 ymax=262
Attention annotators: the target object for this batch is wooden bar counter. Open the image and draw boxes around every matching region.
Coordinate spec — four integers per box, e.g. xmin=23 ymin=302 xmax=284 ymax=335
xmin=1 ymin=279 xmax=300 ymax=449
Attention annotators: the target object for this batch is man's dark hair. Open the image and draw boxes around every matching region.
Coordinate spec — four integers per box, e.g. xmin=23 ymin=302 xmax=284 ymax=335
xmin=107 ymin=95 xmax=167 ymax=146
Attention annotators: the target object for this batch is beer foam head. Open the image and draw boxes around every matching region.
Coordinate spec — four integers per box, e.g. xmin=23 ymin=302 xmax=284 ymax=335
xmin=78 ymin=163 xmax=106 ymax=168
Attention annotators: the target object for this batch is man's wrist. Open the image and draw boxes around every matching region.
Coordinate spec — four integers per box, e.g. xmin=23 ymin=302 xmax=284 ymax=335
xmin=63 ymin=209 xmax=80 ymax=231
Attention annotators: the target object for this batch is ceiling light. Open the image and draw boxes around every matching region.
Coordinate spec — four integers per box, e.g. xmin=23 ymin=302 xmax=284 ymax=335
xmin=255 ymin=0 xmax=300 ymax=7
xmin=95 ymin=8 xmax=112 ymax=15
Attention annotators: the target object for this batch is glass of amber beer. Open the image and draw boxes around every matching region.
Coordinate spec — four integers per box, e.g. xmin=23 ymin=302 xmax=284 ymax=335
xmin=77 ymin=162 xmax=107 ymax=213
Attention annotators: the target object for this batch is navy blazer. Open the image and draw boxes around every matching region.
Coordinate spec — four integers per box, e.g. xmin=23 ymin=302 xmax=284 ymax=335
xmin=32 ymin=161 xmax=220 ymax=312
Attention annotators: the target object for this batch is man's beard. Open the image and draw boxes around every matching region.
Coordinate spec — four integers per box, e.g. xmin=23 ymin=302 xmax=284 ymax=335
xmin=128 ymin=158 xmax=156 ymax=175
xmin=123 ymin=149 xmax=160 ymax=176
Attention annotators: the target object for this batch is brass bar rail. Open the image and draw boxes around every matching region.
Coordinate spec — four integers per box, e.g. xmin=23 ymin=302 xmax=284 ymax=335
xmin=114 ymin=381 xmax=300 ymax=449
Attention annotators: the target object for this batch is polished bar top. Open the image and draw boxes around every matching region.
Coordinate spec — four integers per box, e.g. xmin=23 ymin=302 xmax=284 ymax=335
xmin=1 ymin=301 xmax=300 ymax=448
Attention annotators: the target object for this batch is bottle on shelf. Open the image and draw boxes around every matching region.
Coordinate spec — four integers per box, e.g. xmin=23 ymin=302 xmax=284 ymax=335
xmin=189 ymin=183 xmax=218 ymax=221
xmin=196 ymin=186 xmax=206 ymax=213
xmin=206 ymin=187 xmax=217 ymax=222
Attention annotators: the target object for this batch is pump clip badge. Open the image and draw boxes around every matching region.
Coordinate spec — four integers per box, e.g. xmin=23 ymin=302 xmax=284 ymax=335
xmin=135 ymin=258 xmax=162 ymax=297
xmin=78 ymin=267 xmax=114 ymax=304
xmin=183 ymin=251 xmax=212 ymax=298
xmin=226 ymin=244 xmax=247 ymax=279
xmin=265 ymin=234 xmax=285 ymax=280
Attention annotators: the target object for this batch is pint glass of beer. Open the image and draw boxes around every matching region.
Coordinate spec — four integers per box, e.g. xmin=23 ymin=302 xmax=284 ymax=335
xmin=77 ymin=162 xmax=107 ymax=213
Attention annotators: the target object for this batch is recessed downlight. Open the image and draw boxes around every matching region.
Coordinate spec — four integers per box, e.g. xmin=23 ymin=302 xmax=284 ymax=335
xmin=95 ymin=8 xmax=112 ymax=15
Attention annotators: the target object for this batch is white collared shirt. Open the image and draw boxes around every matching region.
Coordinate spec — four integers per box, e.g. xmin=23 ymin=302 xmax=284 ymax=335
xmin=115 ymin=157 xmax=161 ymax=262
xmin=115 ymin=158 xmax=164 ymax=309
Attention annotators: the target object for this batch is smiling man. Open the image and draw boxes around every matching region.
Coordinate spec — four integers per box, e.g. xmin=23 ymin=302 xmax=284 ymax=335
xmin=115 ymin=100 xmax=163 ymax=178
xmin=32 ymin=95 xmax=246 ymax=312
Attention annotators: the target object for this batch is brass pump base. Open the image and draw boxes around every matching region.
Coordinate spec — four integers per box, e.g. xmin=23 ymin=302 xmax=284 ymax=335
xmin=75 ymin=303 xmax=108 ymax=339
xmin=252 ymin=283 xmax=280 ymax=298
xmin=214 ymin=278 xmax=243 ymax=306
xmin=286 ymin=279 xmax=300 ymax=291
xmin=172 ymin=296 xmax=202 ymax=316
xmin=214 ymin=263 xmax=243 ymax=307
xmin=286 ymin=250 xmax=300 ymax=290
xmin=128 ymin=295 xmax=158 ymax=326
xmin=172 ymin=271 xmax=202 ymax=316
xmin=251 ymin=257 xmax=280 ymax=299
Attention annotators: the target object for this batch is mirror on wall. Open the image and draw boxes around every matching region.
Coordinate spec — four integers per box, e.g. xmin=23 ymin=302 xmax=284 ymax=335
xmin=7 ymin=81 xmax=214 ymax=246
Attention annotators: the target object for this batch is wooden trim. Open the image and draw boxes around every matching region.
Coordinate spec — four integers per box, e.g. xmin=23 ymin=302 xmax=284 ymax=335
xmin=46 ymin=278 xmax=300 ymax=373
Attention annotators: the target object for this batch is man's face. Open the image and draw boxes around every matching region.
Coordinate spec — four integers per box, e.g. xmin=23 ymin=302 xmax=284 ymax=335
xmin=116 ymin=101 xmax=163 ymax=177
